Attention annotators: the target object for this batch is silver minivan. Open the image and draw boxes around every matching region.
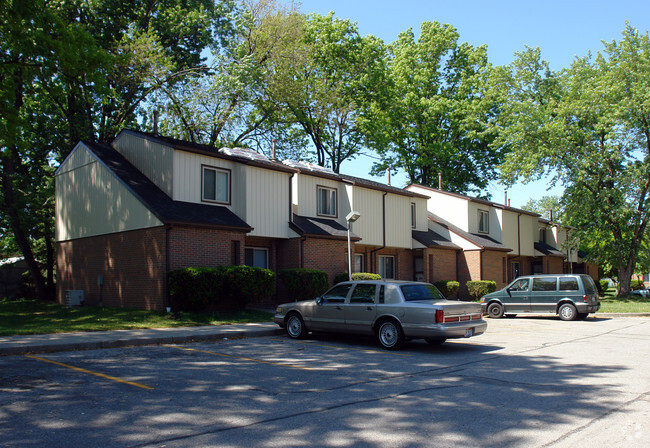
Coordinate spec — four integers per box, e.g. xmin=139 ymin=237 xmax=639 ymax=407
xmin=480 ymin=274 xmax=600 ymax=321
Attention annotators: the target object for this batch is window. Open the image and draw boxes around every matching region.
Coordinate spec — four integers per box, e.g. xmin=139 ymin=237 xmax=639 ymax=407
xmin=511 ymin=261 xmax=520 ymax=280
xmin=378 ymin=255 xmax=395 ymax=279
xmin=539 ymin=228 xmax=547 ymax=243
xmin=323 ymin=284 xmax=351 ymax=303
xmin=350 ymin=284 xmax=376 ymax=303
xmin=411 ymin=203 xmax=416 ymax=228
xmin=532 ymin=277 xmax=557 ymax=292
xmin=317 ymin=186 xmax=337 ymax=217
xmin=478 ymin=210 xmax=489 ymax=233
xmin=354 ymin=254 xmax=365 ymax=273
xmin=202 ymin=166 xmax=230 ymax=203
xmin=244 ymin=247 xmax=268 ymax=269
xmin=559 ymin=277 xmax=579 ymax=291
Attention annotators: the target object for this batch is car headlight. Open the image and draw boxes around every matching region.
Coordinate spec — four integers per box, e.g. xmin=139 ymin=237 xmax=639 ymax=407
xmin=276 ymin=307 xmax=283 ymax=314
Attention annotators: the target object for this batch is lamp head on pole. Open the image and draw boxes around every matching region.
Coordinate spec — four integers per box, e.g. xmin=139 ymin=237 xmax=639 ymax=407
xmin=346 ymin=211 xmax=361 ymax=223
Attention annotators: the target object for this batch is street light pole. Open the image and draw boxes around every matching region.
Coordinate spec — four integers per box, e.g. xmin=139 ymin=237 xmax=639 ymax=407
xmin=346 ymin=211 xmax=361 ymax=281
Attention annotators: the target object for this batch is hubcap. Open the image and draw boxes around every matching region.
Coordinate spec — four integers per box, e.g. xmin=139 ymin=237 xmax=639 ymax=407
xmin=287 ymin=316 xmax=301 ymax=337
xmin=561 ymin=306 xmax=574 ymax=319
xmin=380 ymin=323 xmax=397 ymax=347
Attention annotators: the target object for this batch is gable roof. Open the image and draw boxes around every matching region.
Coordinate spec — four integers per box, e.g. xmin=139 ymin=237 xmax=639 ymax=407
xmin=412 ymin=229 xmax=461 ymax=250
xmin=534 ymin=241 xmax=565 ymax=257
xmin=407 ymin=183 xmax=540 ymax=217
xmin=83 ymin=142 xmax=253 ymax=231
xmin=429 ymin=214 xmax=512 ymax=252
xmin=290 ymin=214 xmax=360 ymax=241
xmin=116 ymin=129 xmax=297 ymax=175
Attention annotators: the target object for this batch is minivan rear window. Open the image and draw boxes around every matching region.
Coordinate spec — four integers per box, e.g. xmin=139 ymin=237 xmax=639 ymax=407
xmin=559 ymin=278 xmax=579 ymax=291
xmin=532 ymin=278 xmax=557 ymax=292
xmin=583 ymin=276 xmax=597 ymax=295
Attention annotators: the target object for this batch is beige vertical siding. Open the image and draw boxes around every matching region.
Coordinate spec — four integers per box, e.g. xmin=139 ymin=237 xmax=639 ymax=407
xmin=112 ymin=131 xmax=174 ymax=196
xmin=406 ymin=185 xmax=470 ymax=231
xmin=173 ymin=150 xmax=292 ymax=238
xmin=384 ymin=193 xmax=412 ymax=248
xmin=352 ymin=187 xmax=384 ymax=246
xmin=294 ymin=174 xmax=342 ymax=221
xmin=55 ymin=144 xmax=162 ymax=241
xmin=244 ymin=166 xmax=292 ymax=238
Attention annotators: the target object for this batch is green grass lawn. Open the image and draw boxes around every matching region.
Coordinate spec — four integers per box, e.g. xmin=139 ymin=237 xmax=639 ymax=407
xmin=598 ymin=290 xmax=650 ymax=313
xmin=0 ymin=299 xmax=273 ymax=336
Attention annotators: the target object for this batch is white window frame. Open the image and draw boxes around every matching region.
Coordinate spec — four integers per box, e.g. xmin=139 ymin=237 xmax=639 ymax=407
xmin=378 ymin=255 xmax=395 ymax=279
xmin=244 ymin=247 xmax=269 ymax=269
xmin=411 ymin=203 xmax=416 ymax=228
xmin=317 ymin=185 xmax=337 ymax=217
xmin=202 ymin=165 xmax=231 ymax=204
xmin=478 ymin=209 xmax=489 ymax=234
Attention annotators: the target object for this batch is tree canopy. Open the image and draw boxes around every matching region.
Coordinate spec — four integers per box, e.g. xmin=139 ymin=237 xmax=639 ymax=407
xmin=496 ymin=24 xmax=650 ymax=294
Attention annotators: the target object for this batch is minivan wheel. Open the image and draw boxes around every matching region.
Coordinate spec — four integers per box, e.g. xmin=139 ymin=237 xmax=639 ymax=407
xmin=558 ymin=303 xmax=578 ymax=321
xmin=487 ymin=302 xmax=504 ymax=319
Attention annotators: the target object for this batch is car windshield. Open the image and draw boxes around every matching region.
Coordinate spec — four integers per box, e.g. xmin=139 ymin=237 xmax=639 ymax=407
xmin=400 ymin=284 xmax=445 ymax=301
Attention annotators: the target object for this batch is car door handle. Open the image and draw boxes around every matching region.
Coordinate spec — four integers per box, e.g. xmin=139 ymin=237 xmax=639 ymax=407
xmin=366 ymin=307 xmax=373 ymax=311
xmin=336 ymin=306 xmax=343 ymax=310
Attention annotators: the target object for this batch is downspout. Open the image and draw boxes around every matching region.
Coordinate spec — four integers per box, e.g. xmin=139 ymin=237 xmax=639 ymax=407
xmin=370 ymin=192 xmax=388 ymax=274
xmin=165 ymin=224 xmax=171 ymax=311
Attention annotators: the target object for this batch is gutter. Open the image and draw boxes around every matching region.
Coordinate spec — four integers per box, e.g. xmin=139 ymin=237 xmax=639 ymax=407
xmin=370 ymin=192 xmax=388 ymax=274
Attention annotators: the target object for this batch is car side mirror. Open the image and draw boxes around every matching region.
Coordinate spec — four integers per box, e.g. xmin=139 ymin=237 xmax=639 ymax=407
xmin=316 ymin=297 xmax=323 ymax=305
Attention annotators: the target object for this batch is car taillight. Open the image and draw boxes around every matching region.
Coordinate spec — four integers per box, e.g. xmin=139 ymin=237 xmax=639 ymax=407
xmin=583 ymin=295 xmax=588 ymax=303
xmin=435 ymin=309 xmax=444 ymax=323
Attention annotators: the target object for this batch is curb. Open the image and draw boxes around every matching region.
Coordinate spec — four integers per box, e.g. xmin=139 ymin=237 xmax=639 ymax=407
xmin=0 ymin=325 xmax=285 ymax=356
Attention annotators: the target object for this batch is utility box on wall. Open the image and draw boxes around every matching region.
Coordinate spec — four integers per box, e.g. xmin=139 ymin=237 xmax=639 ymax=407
xmin=64 ymin=290 xmax=84 ymax=307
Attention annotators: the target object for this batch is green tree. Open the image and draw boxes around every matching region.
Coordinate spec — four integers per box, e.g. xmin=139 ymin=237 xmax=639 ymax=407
xmin=150 ymin=0 xmax=309 ymax=159
xmin=364 ymin=21 xmax=503 ymax=194
xmin=497 ymin=25 xmax=650 ymax=295
xmin=268 ymin=12 xmax=386 ymax=172
xmin=0 ymin=0 xmax=231 ymax=299
xmin=521 ymin=195 xmax=564 ymax=222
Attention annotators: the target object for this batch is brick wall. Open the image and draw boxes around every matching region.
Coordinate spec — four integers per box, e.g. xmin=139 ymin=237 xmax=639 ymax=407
xmin=168 ymin=226 xmax=246 ymax=269
xmin=545 ymin=256 xmax=564 ymax=275
xmin=483 ymin=250 xmax=508 ymax=290
xmin=302 ymin=238 xmax=348 ymax=284
xmin=57 ymin=227 xmax=167 ymax=310
xmin=427 ymin=248 xmax=458 ymax=283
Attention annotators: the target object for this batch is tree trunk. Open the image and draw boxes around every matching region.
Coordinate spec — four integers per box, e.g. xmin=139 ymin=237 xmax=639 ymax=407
xmin=0 ymin=151 xmax=48 ymax=301
xmin=617 ymin=262 xmax=633 ymax=296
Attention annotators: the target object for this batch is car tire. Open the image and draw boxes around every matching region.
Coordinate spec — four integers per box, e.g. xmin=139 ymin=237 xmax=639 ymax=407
xmin=558 ymin=303 xmax=578 ymax=321
xmin=425 ymin=338 xmax=446 ymax=346
xmin=377 ymin=319 xmax=405 ymax=350
xmin=285 ymin=313 xmax=307 ymax=339
xmin=487 ymin=302 xmax=504 ymax=319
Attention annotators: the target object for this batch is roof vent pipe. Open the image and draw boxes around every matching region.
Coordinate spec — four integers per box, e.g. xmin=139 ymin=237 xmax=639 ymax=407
xmin=272 ymin=139 xmax=277 ymax=161
xmin=153 ymin=109 xmax=159 ymax=135
xmin=550 ymin=209 xmax=553 ymax=222
xmin=504 ymin=190 xmax=508 ymax=206
xmin=438 ymin=172 xmax=442 ymax=190
xmin=387 ymin=167 xmax=391 ymax=186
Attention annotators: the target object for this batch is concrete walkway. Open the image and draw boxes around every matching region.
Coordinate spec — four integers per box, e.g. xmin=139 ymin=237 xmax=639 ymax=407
xmin=0 ymin=322 xmax=284 ymax=356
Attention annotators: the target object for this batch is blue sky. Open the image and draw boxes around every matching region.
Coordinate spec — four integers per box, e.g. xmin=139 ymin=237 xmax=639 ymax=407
xmin=293 ymin=0 xmax=650 ymax=207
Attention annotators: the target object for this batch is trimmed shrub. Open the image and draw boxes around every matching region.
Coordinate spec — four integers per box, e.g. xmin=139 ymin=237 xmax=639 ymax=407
xmin=631 ymin=279 xmax=645 ymax=290
xmin=434 ymin=280 xmax=460 ymax=298
xmin=598 ymin=279 xmax=609 ymax=294
xmin=466 ymin=280 xmax=497 ymax=301
xmin=279 ymin=269 xmax=330 ymax=301
xmin=168 ymin=266 xmax=275 ymax=312
xmin=334 ymin=272 xmax=382 ymax=284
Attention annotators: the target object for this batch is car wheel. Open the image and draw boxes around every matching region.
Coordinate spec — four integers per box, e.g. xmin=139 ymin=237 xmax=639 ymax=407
xmin=487 ymin=302 xmax=504 ymax=319
xmin=558 ymin=303 xmax=578 ymax=321
xmin=285 ymin=313 xmax=307 ymax=339
xmin=377 ymin=319 xmax=405 ymax=350
xmin=425 ymin=338 xmax=446 ymax=346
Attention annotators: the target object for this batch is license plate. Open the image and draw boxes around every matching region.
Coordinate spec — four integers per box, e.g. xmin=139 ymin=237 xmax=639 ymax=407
xmin=464 ymin=328 xmax=474 ymax=338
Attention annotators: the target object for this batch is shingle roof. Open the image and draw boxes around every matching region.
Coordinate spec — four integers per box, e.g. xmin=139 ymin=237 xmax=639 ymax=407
xmin=429 ymin=214 xmax=512 ymax=251
xmin=83 ymin=142 xmax=253 ymax=231
xmin=412 ymin=229 xmax=461 ymax=250
xmin=534 ymin=241 xmax=565 ymax=257
xmin=117 ymin=129 xmax=297 ymax=174
xmin=290 ymin=215 xmax=360 ymax=240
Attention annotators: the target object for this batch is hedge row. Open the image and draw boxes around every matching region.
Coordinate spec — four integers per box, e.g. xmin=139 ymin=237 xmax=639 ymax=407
xmin=168 ymin=266 xmax=275 ymax=312
xmin=466 ymin=280 xmax=497 ymax=300
xmin=333 ymin=272 xmax=382 ymax=284
xmin=433 ymin=280 xmax=459 ymax=298
xmin=278 ymin=269 xmax=330 ymax=302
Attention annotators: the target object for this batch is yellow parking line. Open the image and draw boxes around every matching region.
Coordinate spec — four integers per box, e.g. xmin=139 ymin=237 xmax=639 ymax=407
xmin=272 ymin=337 xmax=412 ymax=356
xmin=164 ymin=345 xmax=317 ymax=370
xmin=25 ymin=355 xmax=153 ymax=390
